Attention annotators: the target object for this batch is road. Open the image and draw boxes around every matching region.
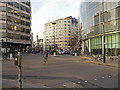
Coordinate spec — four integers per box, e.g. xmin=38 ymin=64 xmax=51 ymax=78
xmin=2 ymin=53 xmax=118 ymax=88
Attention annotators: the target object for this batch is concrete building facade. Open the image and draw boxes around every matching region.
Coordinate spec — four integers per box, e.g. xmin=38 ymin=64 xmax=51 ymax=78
xmin=43 ymin=16 xmax=78 ymax=51
xmin=0 ymin=0 xmax=31 ymax=54
xmin=79 ymin=0 xmax=120 ymax=56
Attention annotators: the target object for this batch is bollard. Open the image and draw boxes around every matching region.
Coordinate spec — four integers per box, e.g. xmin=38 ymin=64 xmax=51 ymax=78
xmin=75 ymin=53 xmax=77 ymax=56
xmin=10 ymin=53 xmax=13 ymax=59
xmin=54 ymin=52 xmax=56 ymax=56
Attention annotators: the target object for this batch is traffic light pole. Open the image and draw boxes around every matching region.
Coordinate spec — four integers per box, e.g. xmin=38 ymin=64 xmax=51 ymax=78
xmin=18 ymin=52 xmax=22 ymax=89
xmin=18 ymin=64 xmax=22 ymax=89
xmin=52 ymin=23 xmax=56 ymax=56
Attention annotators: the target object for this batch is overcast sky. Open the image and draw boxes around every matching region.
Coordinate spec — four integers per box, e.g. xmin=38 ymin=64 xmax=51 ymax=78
xmin=31 ymin=0 xmax=82 ymax=40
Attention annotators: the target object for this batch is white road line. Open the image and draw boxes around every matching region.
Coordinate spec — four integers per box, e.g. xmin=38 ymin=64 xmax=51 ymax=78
xmin=63 ymin=85 xmax=66 ymax=87
xmin=94 ymin=79 xmax=97 ymax=80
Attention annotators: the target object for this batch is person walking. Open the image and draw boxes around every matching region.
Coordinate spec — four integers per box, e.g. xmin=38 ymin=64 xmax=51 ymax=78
xmin=40 ymin=50 xmax=42 ymax=55
xmin=43 ymin=50 xmax=48 ymax=65
xmin=2 ymin=50 xmax=5 ymax=60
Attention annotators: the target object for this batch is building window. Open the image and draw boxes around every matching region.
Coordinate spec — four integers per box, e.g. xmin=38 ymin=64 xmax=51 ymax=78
xmin=8 ymin=7 xmax=14 ymax=14
xmin=0 ymin=23 xmax=6 ymax=29
xmin=68 ymin=21 xmax=70 ymax=23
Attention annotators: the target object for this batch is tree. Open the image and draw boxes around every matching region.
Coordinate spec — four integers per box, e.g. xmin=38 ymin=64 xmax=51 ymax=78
xmin=69 ymin=31 xmax=79 ymax=51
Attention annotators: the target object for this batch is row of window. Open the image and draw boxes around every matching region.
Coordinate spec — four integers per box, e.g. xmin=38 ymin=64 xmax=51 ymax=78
xmin=64 ymin=21 xmax=71 ymax=23
xmin=7 ymin=25 xmax=30 ymax=34
xmin=85 ymin=19 xmax=120 ymax=37
xmin=0 ymin=23 xmax=6 ymax=29
xmin=80 ymin=2 xmax=119 ymax=37
xmin=8 ymin=7 xmax=30 ymax=20
xmin=7 ymin=16 xmax=30 ymax=27
xmin=7 ymin=2 xmax=30 ymax=13
xmin=8 ymin=33 xmax=30 ymax=40
xmin=91 ymin=48 xmax=120 ymax=56
xmin=90 ymin=33 xmax=120 ymax=49
xmin=0 ymin=14 xmax=6 ymax=20
xmin=0 ymin=6 xmax=6 ymax=12
xmin=22 ymin=2 xmax=31 ymax=6
xmin=45 ymin=44 xmax=70 ymax=46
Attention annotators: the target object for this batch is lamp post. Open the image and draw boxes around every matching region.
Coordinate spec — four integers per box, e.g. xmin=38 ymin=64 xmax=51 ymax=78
xmin=52 ymin=22 xmax=56 ymax=56
xmin=6 ymin=2 xmax=8 ymax=59
xmin=102 ymin=0 xmax=105 ymax=63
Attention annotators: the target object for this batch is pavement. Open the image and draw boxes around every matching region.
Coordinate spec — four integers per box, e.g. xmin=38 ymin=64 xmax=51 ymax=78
xmin=53 ymin=54 xmax=119 ymax=68
xmin=81 ymin=55 xmax=119 ymax=68
xmin=1 ymin=53 xmax=119 ymax=89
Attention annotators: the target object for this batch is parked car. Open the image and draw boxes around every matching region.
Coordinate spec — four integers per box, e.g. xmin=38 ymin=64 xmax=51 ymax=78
xmin=70 ymin=51 xmax=75 ymax=56
xmin=64 ymin=50 xmax=70 ymax=54
xmin=57 ymin=50 xmax=64 ymax=55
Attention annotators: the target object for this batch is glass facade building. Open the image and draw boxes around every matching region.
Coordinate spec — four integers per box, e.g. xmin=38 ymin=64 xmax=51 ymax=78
xmin=79 ymin=0 xmax=120 ymax=56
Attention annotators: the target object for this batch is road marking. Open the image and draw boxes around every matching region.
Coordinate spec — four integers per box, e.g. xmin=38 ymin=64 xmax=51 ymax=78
xmin=94 ymin=79 xmax=97 ymax=80
xmin=63 ymin=85 xmax=66 ymax=87
xmin=84 ymin=81 xmax=87 ymax=83
xmin=78 ymin=82 xmax=81 ymax=84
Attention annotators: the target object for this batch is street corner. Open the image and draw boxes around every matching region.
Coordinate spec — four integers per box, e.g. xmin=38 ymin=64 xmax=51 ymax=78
xmin=85 ymin=60 xmax=119 ymax=68
xmin=62 ymin=81 xmax=81 ymax=88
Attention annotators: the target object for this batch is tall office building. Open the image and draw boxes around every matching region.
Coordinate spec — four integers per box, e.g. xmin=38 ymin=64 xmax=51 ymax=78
xmin=0 ymin=0 xmax=31 ymax=54
xmin=43 ymin=16 xmax=78 ymax=51
xmin=79 ymin=0 xmax=120 ymax=56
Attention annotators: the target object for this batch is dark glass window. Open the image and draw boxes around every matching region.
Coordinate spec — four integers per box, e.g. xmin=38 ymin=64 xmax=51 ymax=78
xmin=14 ymin=2 xmax=19 ymax=8
xmin=68 ymin=21 xmax=70 ymax=23
xmin=8 ymin=2 xmax=13 ymax=6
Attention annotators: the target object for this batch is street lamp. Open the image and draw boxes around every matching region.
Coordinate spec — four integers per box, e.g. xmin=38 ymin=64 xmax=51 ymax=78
xmin=52 ymin=22 xmax=56 ymax=56
xmin=102 ymin=0 xmax=105 ymax=63
xmin=6 ymin=3 xmax=8 ymax=59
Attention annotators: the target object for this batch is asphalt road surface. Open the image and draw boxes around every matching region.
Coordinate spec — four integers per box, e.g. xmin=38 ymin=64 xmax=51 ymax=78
xmin=2 ymin=53 xmax=119 ymax=88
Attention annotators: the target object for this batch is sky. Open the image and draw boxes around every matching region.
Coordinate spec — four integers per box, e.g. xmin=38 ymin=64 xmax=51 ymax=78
xmin=31 ymin=0 xmax=82 ymax=41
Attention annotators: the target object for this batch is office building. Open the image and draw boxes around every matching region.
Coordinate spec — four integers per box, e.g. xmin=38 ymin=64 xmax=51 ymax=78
xmin=79 ymin=0 xmax=120 ymax=56
xmin=43 ymin=16 xmax=78 ymax=51
xmin=0 ymin=0 xmax=31 ymax=54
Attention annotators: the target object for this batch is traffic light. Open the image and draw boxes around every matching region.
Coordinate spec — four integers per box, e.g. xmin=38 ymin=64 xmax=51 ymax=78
xmin=14 ymin=52 xmax=21 ymax=67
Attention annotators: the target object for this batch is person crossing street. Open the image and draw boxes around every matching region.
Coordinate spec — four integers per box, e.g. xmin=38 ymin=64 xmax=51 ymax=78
xmin=43 ymin=50 xmax=48 ymax=65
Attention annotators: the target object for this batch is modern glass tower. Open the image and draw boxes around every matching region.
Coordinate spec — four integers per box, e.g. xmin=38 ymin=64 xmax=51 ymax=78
xmin=79 ymin=0 xmax=120 ymax=56
xmin=0 ymin=0 xmax=31 ymax=56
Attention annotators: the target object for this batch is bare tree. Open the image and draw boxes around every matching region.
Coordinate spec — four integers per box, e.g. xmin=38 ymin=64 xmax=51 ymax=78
xmin=69 ymin=31 xmax=79 ymax=51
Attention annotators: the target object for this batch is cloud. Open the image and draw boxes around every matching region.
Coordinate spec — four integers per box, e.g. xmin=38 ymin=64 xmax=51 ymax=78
xmin=31 ymin=0 xmax=81 ymax=40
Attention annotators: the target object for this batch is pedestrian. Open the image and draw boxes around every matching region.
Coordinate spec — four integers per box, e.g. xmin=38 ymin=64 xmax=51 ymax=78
xmin=57 ymin=51 xmax=59 ymax=55
xmin=83 ymin=51 xmax=85 ymax=55
xmin=40 ymin=50 xmax=42 ymax=55
xmin=43 ymin=50 xmax=48 ymax=65
xmin=2 ymin=50 xmax=5 ymax=60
